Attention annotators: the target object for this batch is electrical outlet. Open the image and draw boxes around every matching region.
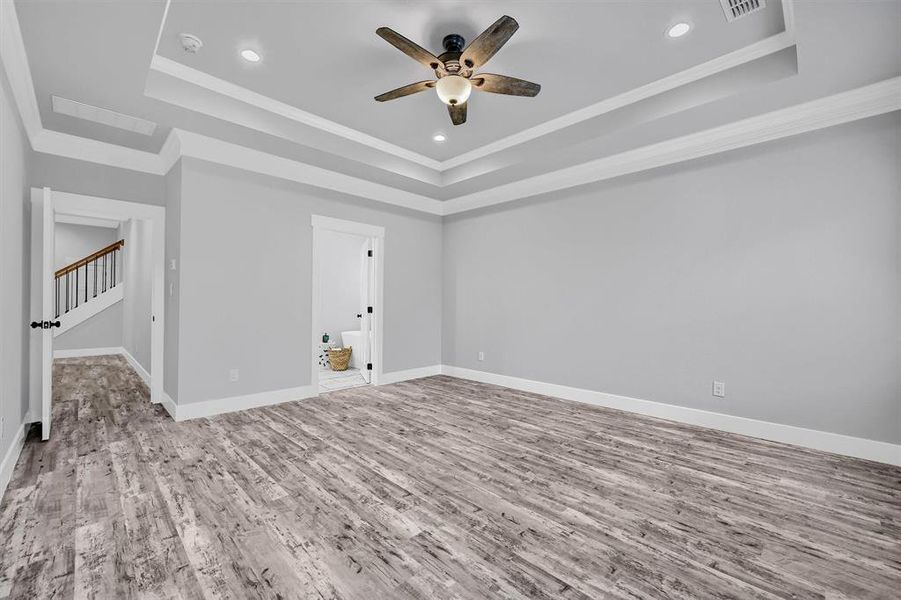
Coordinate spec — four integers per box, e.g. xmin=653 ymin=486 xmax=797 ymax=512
xmin=712 ymin=380 xmax=725 ymax=398
xmin=478 ymin=351 xmax=485 ymax=361
xmin=169 ymin=258 xmax=177 ymax=271
xmin=229 ymin=369 xmax=239 ymax=382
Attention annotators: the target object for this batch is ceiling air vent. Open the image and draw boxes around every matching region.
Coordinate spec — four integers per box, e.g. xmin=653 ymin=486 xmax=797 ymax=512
xmin=720 ymin=0 xmax=766 ymax=22
xmin=51 ymin=95 xmax=158 ymax=136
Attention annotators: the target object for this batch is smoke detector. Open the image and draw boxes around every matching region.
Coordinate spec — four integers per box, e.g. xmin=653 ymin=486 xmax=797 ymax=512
xmin=179 ymin=33 xmax=203 ymax=54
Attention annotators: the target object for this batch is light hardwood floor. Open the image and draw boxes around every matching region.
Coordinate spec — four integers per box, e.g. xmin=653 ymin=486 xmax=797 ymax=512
xmin=1 ymin=356 xmax=899 ymax=599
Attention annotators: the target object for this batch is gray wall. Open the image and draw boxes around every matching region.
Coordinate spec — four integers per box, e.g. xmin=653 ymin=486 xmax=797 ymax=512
xmin=0 ymin=66 xmax=31 ymax=461
xmin=443 ymin=114 xmax=901 ymax=444
xmin=54 ymin=222 xmax=116 ymax=269
xmin=55 ymin=302 xmax=124 ymax=351
xmin=164 ymin=162 xmax=181 ymax=402
xmin=318 ymin=229 xmax=366 ymax=344
xmin=29 ymin=153 xmax=165 ymax=207
xmin=174 ymin=158 xmax=442 ymax=404
xmin=121 ymin=218 xmax=152 ymax=371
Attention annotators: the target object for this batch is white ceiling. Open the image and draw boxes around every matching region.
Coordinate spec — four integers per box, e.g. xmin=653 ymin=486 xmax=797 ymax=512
xmin=156 ymin=0 xmax=784 ymax=159
xmin=9 ymin=0 xmax=901 ymax=212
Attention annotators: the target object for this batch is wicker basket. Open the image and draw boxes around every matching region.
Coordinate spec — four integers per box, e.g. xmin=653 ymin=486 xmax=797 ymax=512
xmin=327 ymin=347 xmax=352 ymax=371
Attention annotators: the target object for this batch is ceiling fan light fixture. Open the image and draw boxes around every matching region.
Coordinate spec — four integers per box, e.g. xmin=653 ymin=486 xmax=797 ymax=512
xmin=436 ymin=75 xmax=472 ymax=106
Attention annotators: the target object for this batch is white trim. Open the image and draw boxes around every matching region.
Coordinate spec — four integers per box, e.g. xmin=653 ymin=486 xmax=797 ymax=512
xmin=31 ymin=129 xmax=167 ymax=175
xmin=0 ymin=0 xmax=40 ymax=140
xmin=49 ymin=191 xmax=166 ymax=404
xmin=0 ymin=421 xmax=27 ymax=502
xmin=174 ymin=385 xmax=318 ymax=421
xmin=310 ymin=214 xmax=385 ymax=238
xmin=147 ymin=4 xmax=797 ymax=174
xmin=54 ymin=214 xmax=121 ymax=228
xmin=5 ymin=0 xmax=899 ymax=218
xmin=442 ymin=76 xmax=901 ymax=215
xmin=440 ymin=31 xmax=796 ymax=171
xmin=175 ymin=129 xmax=444 ymax=215
xmin=311 ymin=215 xmax=386 ymax=389
xmin=54 ymin=283 xmax=124 ymax=336
xmin=440 ymin=366 xmax=901 ymax=467
xmin=53 ymin=346 xmax=123 ymax=358
xmin=159 ymin=392 xmax=177 ymax=419
xmin=379 ymin=365 xmax=442 ymax=385
xmin=150 ymin=55 xmax=443 ymax=170
xmin=121 ymin=346 xmax=151 ymax=387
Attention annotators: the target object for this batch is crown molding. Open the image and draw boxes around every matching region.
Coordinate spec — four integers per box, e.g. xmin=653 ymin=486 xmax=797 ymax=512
xmin=174 ymin=129 xmax=445 ymax=215
xmin=439 ymin=31 xmax=797 ymax=172
xmin=441 ymin=76 xmax=901 ymax=215
xmin=31 ymin=128 xmax=167 ymax=174
xmin=5 ymin=0 xmax=898 ymax=219
xmin=0 ymin=0 xmax=41 ymax=140
xmin=150 ymin=54 xmax=444 ymax=172
xmin=148 ymin=1 xmax=798 ymax=181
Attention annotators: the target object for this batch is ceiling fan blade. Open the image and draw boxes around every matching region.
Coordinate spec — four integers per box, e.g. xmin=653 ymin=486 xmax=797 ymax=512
xmin=448 ymin=102 xmax=467 ymax=126
xmin=471 ymin=73 xmax=540 ymax=97
xmin=376 ymin=27 xmax=443 ymax=70
xmin=374 ymin=80 xmax=435 ymax=102
xmin=460 ymin=15 xmax=519 ymax=70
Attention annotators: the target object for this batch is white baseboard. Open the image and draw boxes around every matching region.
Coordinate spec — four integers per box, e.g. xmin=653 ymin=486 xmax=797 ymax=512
xmin=0 ymin=422 xmax=27 ymax=502
xmin=379 ymin=364 xmax=442 ymax=385
xmin=174 ymin=385 xmax=318 ymax=421
xmin=159 ymin=392 xmax=177 ymax=420
xmin=440 ymin=365 xmax=901 ymax=466
xmin=120 ymin=347 xmax=150 ymax=386
xmin=54 ymin=346 xmax=123 ymax=358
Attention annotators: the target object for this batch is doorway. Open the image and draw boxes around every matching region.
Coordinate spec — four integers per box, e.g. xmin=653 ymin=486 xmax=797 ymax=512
xmin=311 ymin=215 xmax=384 ymax=393
xmin=29 ymin=188 xmax=165 ymax=439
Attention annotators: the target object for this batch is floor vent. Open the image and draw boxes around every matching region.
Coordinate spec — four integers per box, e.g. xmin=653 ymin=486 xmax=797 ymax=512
xmin=720 ymin=0 xmax=766 ymax=22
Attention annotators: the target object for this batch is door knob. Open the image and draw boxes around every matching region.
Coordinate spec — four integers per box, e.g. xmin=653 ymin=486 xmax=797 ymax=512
xmin=30 ymin=321 xmax=42 ymax=329
xmin=30 ymin=320 xmax=61 ymax=329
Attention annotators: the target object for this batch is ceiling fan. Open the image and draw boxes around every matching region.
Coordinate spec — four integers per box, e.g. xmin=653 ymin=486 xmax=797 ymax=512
xmin=374 ymin=15 xmax=540 ymax=126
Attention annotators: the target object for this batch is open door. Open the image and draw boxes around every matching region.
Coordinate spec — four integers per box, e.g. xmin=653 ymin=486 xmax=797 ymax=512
xmin=29 ymin=187 xmax=55 ymax=440
xmin=359 ymin=239 xmax=374 ymax=383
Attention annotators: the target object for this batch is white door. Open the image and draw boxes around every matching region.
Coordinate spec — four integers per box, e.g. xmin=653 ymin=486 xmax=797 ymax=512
xmin=29 ymin=187 xmax=55 ymax=440
xmin=359 ymin=239 xmax=373 ymax=383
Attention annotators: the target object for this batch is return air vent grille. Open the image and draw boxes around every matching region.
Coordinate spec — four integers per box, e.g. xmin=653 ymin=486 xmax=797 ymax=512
xmin=51 ymin=95 xmax=157 ymax=136
xmin=720 ymin=0 xmax=766 ymax=22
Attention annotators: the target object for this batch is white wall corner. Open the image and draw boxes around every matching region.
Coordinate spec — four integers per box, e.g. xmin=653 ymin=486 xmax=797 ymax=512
xmin=440 ymin=365 xmax=901 ymax=467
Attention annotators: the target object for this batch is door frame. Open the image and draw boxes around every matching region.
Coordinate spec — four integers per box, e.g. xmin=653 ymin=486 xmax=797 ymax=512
xmin=29 ymin=188 xmax=166 ymax=433
xmin=310 ymin=215 xmax=385 ymax=390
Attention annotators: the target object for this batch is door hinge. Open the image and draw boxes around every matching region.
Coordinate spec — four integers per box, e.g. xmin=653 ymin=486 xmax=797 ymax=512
xmin=367 ymin=306 xmax=373 ymax=314
xmin=367 ymin=250 xmax=373 ymax=257
xmin=366 ymin=363 xmax=373 ymax=371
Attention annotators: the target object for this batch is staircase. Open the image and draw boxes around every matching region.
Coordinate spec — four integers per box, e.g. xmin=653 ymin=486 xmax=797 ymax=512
xmin=54 ymin=239 xmax=124 ymax=336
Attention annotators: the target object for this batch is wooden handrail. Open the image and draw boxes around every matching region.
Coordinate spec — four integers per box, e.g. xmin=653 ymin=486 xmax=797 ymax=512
xmin=55 ymin=239 xmax=124 ymax=278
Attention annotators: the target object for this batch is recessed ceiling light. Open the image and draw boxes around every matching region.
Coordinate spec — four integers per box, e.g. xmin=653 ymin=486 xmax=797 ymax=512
xmin=432 ymin=133 xmax=447 ymax=143
xmin=240 ymin=49 xmax=261 ymax=63
xmin=666 ymin=22 xmax=692 ymax=38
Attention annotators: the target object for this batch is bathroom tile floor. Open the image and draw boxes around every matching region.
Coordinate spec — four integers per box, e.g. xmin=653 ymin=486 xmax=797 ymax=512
xmin=319 ymin=367 xmax=368 ymax=392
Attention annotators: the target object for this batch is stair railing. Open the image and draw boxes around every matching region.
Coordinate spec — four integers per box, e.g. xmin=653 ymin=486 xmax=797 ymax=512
xmin=55 ymin=239 xmax=124 ymax=318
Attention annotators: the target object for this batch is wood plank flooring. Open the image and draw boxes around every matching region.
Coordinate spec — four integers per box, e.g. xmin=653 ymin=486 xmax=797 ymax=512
xmin=1 ymin=355 xmax=899 ymax=599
